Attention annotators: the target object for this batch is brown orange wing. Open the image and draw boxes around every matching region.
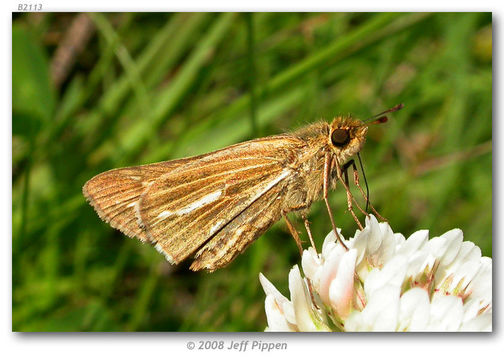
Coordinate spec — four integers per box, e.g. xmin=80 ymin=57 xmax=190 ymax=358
xmin=138 ymin=136 xmax=305 ymax=267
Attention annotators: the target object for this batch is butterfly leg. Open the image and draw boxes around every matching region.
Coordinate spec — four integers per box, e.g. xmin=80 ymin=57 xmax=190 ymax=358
xmin=324 ymin=153 xmax=348 ymax=250
xmin=336 ymin=160 xmax=364 ymax=230
xmin=346 ymin=160 xmax=388 ymax=222
xmin=342 ymin=161 xmax=369 ymax=217
xmin=282 ymin=212 xmax=304 ymax=258
xmin=301 ymin=215 xmax=316 ymax=250
xmin=284 ymin=213 xmax=319 ymax=309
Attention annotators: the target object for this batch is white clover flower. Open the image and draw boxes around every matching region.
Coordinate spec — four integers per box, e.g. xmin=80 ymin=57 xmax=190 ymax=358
xmin=259 ymin=215 xmax=492 ymax=332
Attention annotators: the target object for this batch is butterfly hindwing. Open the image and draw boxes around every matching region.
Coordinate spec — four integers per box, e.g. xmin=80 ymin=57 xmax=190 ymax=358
xmin=190 ymin=176 xmax=286 ymax=271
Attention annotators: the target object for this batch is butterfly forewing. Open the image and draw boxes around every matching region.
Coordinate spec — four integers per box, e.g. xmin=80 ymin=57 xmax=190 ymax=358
xmin=83 ymin=162 xmax=180 ymax=242
xmin=139 ymin=136 xmax=305 ymax=266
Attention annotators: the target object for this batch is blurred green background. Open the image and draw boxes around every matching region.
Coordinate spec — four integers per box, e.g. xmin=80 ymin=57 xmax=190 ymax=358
xmin=12 ymin=12 xmax=492 ymax=331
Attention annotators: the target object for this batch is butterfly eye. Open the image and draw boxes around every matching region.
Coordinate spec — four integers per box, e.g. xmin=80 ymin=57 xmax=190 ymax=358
xmin=331 ymin=129 xmax=350 ymax=147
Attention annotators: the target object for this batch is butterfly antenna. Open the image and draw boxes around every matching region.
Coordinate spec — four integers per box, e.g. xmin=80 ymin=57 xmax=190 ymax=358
xmin=364 ymin=103 xmax=404 ymax=125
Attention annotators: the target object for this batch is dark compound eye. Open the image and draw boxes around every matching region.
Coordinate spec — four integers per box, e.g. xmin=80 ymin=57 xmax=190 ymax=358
xmin=331 ymin=129 xmax=350 ymax=146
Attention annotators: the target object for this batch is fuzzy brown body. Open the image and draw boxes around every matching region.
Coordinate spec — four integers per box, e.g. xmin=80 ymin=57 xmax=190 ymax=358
xmin=83 ymin=116 xmax=368 ymax=271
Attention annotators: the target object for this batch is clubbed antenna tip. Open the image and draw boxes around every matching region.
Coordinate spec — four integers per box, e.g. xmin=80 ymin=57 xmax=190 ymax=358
xmin=364 ymin=103 xmax=404 ymax=125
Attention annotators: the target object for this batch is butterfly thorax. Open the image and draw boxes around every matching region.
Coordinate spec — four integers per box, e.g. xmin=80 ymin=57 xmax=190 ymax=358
xmin=284 ymin=118 xmax=368 ymax=214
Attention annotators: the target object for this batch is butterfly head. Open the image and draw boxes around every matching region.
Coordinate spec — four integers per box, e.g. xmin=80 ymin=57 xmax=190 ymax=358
xmin=328 ymin=104 xmax=403 ymax=164
xmin=328 ymin=116 xmax=368 ymax=164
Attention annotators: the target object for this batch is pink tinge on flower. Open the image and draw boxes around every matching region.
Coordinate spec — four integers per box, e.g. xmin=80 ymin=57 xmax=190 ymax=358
xmin=328 ymin=249 xmax=357 ymax=319
xmin=302 ymin=231 xmax=357 ymax=319
xmin=317 ymin=245 xmax=347 ymax=304
xmin=259 ymin=215 xmax=492 ymax=332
